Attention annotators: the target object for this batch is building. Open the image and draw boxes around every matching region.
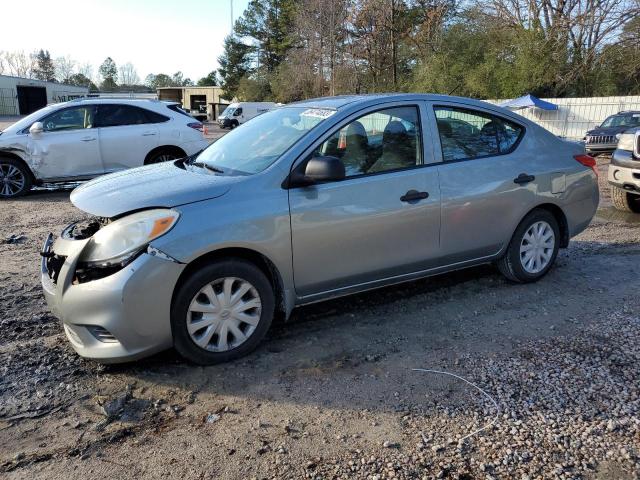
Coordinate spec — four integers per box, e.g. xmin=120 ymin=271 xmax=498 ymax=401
xmin=0 ymin=74 xmax=89 ymax=116
xmin=157 ymin=86 xmax=229 ymax=121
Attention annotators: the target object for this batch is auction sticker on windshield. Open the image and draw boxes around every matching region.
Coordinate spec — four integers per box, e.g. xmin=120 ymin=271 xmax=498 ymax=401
xmin=301 ymin=108 xmax=336 ymax=119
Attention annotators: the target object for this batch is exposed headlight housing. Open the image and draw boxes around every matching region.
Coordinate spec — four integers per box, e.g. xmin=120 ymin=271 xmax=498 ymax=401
xmin=79 ymin=209 xmax=179 ymax=267
xmin=617 ymin=133 xmax=635 ymax=152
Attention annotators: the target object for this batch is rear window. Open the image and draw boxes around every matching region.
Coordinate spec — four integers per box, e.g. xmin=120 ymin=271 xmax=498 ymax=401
xmin=167 ymin=104 xmax=194 ymax=118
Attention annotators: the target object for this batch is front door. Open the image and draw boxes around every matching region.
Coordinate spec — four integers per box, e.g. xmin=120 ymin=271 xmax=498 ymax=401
xmin=29 ymin=105 xmax=103 ymax=179
xmin=430 ymin=103 xmax=537 ymax=263
xmin=289 ymin=104 xmax=441 ymax=298
xmin=95 ymin=104 xmax=160 ymax=172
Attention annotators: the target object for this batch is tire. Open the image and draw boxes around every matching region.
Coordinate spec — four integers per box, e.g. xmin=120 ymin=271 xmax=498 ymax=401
xmin=230 ymin=120 xmax=239 ymax=129
xmin=496 ymin=209 xmax=560 ymax=283
xmin=146 ymin=148 xmax=185 ymax=165
xmin=171 ymin=259 xmax=275 ymax=365
xmin=610 ymin=185 xmax=640 ymax=213
xmin=0 ymin=158 xmax=32 ymax=198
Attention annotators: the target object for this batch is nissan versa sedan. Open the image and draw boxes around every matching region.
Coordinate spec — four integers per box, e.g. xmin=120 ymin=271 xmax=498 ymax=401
xmin=40 ymin=94 xmax=599 ymax=365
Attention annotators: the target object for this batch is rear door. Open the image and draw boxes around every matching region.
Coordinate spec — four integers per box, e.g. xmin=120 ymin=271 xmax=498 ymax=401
xmin=95 ymin=104 xmax=164 ymax=172
xmin=28 ymin=104 xmax=103 ymax=179
xmin=289 ymin=103 xmax=441 ymax=298
xmin=428 ymin=102 xmax=536 ymax=263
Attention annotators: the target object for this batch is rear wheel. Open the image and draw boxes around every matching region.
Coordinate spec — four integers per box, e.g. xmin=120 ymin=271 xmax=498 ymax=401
xmin=497 ymin=209 xmax=560 ymax=283
xmin=0 ymin=158 xmax=32 ymax=198
xmin=171 ymin=259 xmax=275 ymax=364
xmin=610 ymin=185 xmax=640 ymax=213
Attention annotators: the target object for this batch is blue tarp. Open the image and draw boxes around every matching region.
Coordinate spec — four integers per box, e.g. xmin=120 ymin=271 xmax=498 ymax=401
xmin=499 ymin=94 xmax=558 ymax=111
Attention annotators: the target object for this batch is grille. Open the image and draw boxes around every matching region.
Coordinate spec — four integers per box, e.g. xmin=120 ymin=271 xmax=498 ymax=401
xmin=586 ymin=135 xmax=615 ymax=145
xmin=86 ymin=326 xmax=118 ymax=343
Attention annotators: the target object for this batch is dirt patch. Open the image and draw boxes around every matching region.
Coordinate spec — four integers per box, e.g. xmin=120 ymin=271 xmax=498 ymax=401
xmin=0 ymin=172 xmax=639 ymax=479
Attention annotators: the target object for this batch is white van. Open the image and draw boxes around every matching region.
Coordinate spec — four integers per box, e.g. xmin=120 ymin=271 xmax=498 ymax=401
xmin=218 ymin=102 xmax=277 ymax=129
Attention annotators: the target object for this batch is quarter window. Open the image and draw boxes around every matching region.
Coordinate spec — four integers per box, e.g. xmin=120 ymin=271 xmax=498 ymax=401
xmin=42 ymin=106 xmax=94 ymax=132
xmin=314 ymin=106 xmax=422 ymax=177
xmin=434 ymin=107 xmax=523 ymax=162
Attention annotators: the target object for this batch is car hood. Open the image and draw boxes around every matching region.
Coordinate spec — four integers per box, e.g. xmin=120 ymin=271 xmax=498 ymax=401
xmin=586 ymin=126 xmax=629 ymax=136
xmin=71 ymin=161 xmax=237 ymax=218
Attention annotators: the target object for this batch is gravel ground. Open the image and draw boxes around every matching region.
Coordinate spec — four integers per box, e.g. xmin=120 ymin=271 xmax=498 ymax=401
xmin=0 ymin=155 xmax=639 ymax=479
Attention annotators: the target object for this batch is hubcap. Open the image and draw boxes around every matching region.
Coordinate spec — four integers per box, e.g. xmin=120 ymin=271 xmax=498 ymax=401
xmin=186 ymin=277 xmax=262 ymax=352
xmin=0 ymin=163 xmax=25 ymax=197
xmin=519 ymin=221 xmax=555 ymax=274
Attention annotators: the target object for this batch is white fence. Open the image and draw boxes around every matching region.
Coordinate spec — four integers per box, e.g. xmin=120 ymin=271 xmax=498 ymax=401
xmin=489 ymin=96 xmax=640 ymax=140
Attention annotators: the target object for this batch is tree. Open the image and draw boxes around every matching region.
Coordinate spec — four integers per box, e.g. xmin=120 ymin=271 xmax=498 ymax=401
xmin=99 ymin=57 xmax=118 ymax=91
xmin=33 ymin=49 xmax=56 ymax=82
xmin=67 ymin=73 xmax=99 ymax=92
xmin=118 ymin=62 xmax=140 ymax=86
xmin=197 ymin=71 xmax=219 ymax=86
xmin=235 ymin=0 xmax=298 ymax=73
xmin=55 ymin=56 xmax=76 ymax=83
xmin=218 ymin=35 xmax=256 ymax=99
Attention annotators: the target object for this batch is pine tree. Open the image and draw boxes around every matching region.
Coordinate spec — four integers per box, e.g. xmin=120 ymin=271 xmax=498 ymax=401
xmin=33 ymin=49 xmax=56 ymax=82
xmin=99 ymin=57 xmax=118 ymax=91
xmin=217 ymin=35 xmax=256 ymax=99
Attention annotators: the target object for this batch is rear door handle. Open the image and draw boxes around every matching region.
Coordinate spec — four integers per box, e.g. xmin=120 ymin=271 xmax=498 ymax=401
xmin=400 ymin=190 xmax=429 ymax=203
xmin=80 ymin=136 xmax=96 ymax=142
xmin=142 ymin=131 xmax=157 ymax=136
xmin=514 ymin=173 xmax=535 ymax=185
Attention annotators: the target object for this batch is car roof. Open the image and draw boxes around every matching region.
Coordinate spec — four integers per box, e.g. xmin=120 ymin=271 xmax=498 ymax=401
xmin=287 ymin=93 xmax=503 ymax=111
xmin=62 ymin=98 xmax=176 ymax=106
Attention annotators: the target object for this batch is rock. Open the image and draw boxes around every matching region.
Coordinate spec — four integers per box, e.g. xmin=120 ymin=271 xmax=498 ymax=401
xmin=205 ymin=413 xmax=221 ymax=424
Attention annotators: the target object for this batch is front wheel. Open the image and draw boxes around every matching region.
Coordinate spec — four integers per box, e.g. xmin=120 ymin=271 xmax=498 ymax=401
xmin=496 ymin=209 xmax=560 ymax=283
xmin=610 ymin=185 xmax=640 ymax=213
xmin=0 ymin=158 xmax=32 ymax=198
xmin=171 ymin=259 xmax=275 ymax=365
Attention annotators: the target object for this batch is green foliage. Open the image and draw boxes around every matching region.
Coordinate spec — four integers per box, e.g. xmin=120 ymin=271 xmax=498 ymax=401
xmin=99 ymin=57 xmax=118 ymax=91
xmin=197 ymin=71 xmax=219 ymax=86
xmin=219 ymin=0 xmax=639 ymax=100
xmin=218 ymin=35 xmax=256 ymax=99
xmin=66 ymin=73 xmax=98 ymax=92
xmin=33 ymin=49 xmax=56 ymax=82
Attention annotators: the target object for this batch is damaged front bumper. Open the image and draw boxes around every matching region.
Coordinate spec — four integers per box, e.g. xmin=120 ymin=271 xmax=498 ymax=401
xmin=40 ymin=226 xmax=185 ymax=363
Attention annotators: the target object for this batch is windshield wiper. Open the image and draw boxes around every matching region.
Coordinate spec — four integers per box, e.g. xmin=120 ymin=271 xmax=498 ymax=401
xmin=191 ymin=162 xmax=225 ymax=174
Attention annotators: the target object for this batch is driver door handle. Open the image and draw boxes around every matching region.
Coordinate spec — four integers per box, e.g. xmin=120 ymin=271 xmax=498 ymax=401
xmin=514 ymin=173 xmax=535 ymax=184
xmin=80 ymin=136 xmax=96 ymax=142
xmin=142 ymin=131 xmax=157 ymax=136
xmin=400 ymin=190 xmax=429 ymax=203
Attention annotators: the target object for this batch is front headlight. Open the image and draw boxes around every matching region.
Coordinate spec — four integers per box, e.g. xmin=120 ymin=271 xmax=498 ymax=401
xmin=617 ymin=133 xmax=635 ymax=151
xmin=80 ymin=209 xmax=179 ymax=266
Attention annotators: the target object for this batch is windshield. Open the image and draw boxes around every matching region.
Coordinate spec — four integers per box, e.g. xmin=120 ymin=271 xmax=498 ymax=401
xmin=195 ymin=107 xmax=335 ymax=174
xmin=601 ymin=114 xmax=640 ymax=128
xmin=221 ymin=106 xmax=236 ymax=117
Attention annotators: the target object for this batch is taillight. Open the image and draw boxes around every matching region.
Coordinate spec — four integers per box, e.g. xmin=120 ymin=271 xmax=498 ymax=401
xmin=187 ymin=122 xmax=203 ymax=132
xmin=574 ymin=154 xmax=597 ymax=176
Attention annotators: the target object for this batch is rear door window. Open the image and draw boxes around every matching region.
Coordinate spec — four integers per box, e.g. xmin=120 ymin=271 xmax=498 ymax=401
xmin=434 ymin=106 xmax=524 ymax=161
xmin=96 ymin=104 xmax=155 ymax=127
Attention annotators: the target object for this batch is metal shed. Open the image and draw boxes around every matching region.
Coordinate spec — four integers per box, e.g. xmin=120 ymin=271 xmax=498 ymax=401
xmin=0 ymin=75 xmax=89 ymax=116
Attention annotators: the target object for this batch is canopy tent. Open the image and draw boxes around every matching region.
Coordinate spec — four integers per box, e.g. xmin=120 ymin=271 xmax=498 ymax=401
xmin=499 ymin=94 xmax=558 ymax=111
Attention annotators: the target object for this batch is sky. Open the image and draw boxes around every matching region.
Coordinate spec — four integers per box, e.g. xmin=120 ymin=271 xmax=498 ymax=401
xmin=1 ymin=0 xmax=251 ymax=82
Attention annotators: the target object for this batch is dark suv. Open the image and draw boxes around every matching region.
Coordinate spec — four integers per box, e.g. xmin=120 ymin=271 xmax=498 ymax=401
xmin=584 ymin=111 xmax=640 ymax=155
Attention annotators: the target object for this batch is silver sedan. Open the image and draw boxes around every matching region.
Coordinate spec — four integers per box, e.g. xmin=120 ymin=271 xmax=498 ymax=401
xmin=41 ymin=94 xmax=599 ymax=364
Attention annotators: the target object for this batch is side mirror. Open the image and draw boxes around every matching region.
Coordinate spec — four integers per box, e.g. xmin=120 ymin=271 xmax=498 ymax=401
xmin=290 ymin=156 xmax=345 ymax=187
xmin=29 ymin=122 xmax=44 ymax=135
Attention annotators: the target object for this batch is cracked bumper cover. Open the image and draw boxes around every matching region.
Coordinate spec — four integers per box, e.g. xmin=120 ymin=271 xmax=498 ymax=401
xmin=41 ymin=233 xmax=185 ymax=363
